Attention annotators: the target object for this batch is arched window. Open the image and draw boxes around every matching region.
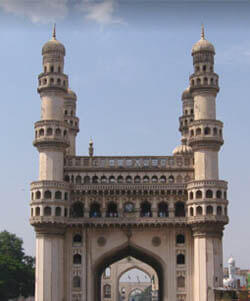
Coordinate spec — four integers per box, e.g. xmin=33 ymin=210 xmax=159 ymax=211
xmin=140 ymin=201 xmax=152 ymax=217
xmin=64 ymin=192 xmax=68 ymax=200
xmin=89 ymin=202 xmax=101 ymax=218
xmin=83 ymin=176 xmax=90 ymax=184
xmin=206 ymin=205 xmax=213 ymax=215
xmin=152 ymin=175 xmax=158 ymax=183
xmin=50 ymin=66 xmax=54 ymax=72
xmin=134 ymin=176 xmax=141 ymax=183
xmin=196 ymin=206 xmax=203 ymax=216
xmin=71 ymin=202 xmax=84 ymax=218
xmin=190 ymin=130 xmax=194 ymax=137
xmin=103 ymin=284 xmax=111 ymax=298
xmin=126 ymin=176 xmax=132 ymax=183
xmin=177 ymin=276 xmax=185 ymax=288
xmin=47 ymin=128 xmax=53 ymax=136
xmin=197 ymin=78 xmax=201 ymax=85
xmin=55 ymin=191 xmax=62 ymax=199
xmin=64 ymin=175 xmax=70 ymax=182
xmin=76 ymin=175 xmax=82 ymax=184
xmin=175 ymin=202 xmax=185 ymax=217
xmin=117 ymin=175 xmax=123 ymax=183
xmin=35 ymin=207 xmax=40 ymax=216
xmin=168 ymin=175 xmax=174 ymax=183
xmin=92 ymin=176 xmax=98 ymax=183
xmin=73 ymin=276 xmax=81 ymax=288
xmin=44 ymin=190 xmax=51 ymax=199
xmin=204 ymin=77 xmax=208 ymax=84
xmin=73 ymin=254 xmax=82 ymax=265
xmin=203 ymin=65 xmax=207 ymax=71
xmin=160 ymin=175 xmax=166 ymax=183
xmin=39 ymin=128 xmax=44 ymax=136
xmin=109 ymin=176 xmax=115 ymax=183
xmin=143 ymin=176 xmax=149 ymax=183
xmin=55 ymin=128 xmax=61 ymax=136
xmin=189 ymin=192 xmax=193 ymax=200
xmin=73 ymin=234 xmax=82 ymax=244
xmin=204 ymin=127 xmax=211 ymax=135
xmin=177 ymin=254 xmax=185 ymax=265
xmin=206 ymin=190 xmax=213 ymax=198
xmin=63 ymin=130 xmax=67 ymax=136
xmin=44 ymin=206 xmax=51 ymax=216
xmin=176 ymin=234 xmax=185 ymax=244
xmin=106 ymin=202 xmax=118 ymax=217
xmin=196 ymin=190 xmax=202 ymax=199
xmin=55 ymin=207 xmax=61 ymax=216
xmin=36 ymin=191 xmax=41 ymax=199
xmin=101 ymin=176 xmax=107 ymax=183
xmin=217 ymin=206 xmax=222 ymax=216
xmin=196 ymin=128 xmax=201 ymax=136
xmin=213 ymin=127 xmax=218 ymax=135
xmin=57 ymin=78 xmax=61 ymax=85
xmin=190 ymin=207 xmax=194 ymax=216
xmin=216 ymin=190 xmax=222 ymax=199
xmin=158 ymin=202 xmax=168 ymax=217
xmin=44 ymin=66 xmax=47 ymax=73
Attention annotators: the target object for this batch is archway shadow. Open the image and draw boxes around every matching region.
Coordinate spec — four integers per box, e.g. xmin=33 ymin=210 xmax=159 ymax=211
xmin=94 ymin=243 xmax=164 ymax=301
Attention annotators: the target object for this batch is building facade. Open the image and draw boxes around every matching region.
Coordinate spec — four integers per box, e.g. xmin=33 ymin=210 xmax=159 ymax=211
xmin=30 ymin=26 xmax=229 ymax=301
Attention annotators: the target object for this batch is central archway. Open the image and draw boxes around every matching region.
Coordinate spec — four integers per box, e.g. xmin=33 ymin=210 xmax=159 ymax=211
xmin=94 ymin=244 xmax=164 ymax=301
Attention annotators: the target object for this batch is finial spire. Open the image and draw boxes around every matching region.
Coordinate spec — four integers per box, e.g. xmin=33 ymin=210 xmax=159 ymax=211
xmin=201 ymin=24 xmax=205 ymax=40
xmin=89 ymin=137 xmax=94 ymax=157
xmin=52 ymin=23 xmax=56 ymax=40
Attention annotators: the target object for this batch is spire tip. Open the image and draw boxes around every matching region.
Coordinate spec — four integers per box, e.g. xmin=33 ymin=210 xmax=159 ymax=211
xmin=52 ymin=23 xmax=56 ymax=40
xmin=201 ymin=24 xmax=205 ymax=40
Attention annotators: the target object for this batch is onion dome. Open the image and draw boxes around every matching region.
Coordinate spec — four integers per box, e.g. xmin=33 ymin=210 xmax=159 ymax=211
xmin=173 ymin=144 xmax=193 ymax=156
xmin=192 ymin=25 xmax=215 ymax=55
xmin=42 ymin=25 xmax=65 ymax=56
xmin=182 ymin=86 xmax=192 ymax=100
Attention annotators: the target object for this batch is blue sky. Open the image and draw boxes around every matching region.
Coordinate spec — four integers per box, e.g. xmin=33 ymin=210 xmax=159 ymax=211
xmin=0 ymin=0 xmax=249 ymax=268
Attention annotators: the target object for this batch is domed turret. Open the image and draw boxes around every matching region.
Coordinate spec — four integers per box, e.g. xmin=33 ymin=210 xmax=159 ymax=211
xmin=42 ymin=25 xmax=65 ymax=56
xmin=182 ymin=86 xmax=192 ymax=100
xmin=192 ymin=25 xmax=215 ymax=55
xmin=173 ymin=144 xmax=193 ymax=156
xmin=65 ymin=88 xmax=77 ymax=100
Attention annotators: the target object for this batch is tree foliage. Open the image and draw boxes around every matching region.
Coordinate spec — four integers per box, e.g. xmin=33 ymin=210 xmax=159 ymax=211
xmin=0 ymin=230 xmax=35 ymax=301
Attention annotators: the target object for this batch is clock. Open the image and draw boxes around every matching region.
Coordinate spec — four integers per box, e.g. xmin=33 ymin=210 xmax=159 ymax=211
xmin=124 ymin=202 xmax=134 ymax=213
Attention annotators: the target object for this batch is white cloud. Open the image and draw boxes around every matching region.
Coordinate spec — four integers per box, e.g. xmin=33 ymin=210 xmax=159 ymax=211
xmin=0 ymin=0 xmax=68 ymax=23
xmin=77 ymin=0 xmax=124 ymax=26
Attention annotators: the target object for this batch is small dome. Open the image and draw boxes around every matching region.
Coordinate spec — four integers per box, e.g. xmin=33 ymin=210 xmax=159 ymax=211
xmin=42 ymin=25 xmax=65 ymax=56
xmin=42 ymin=39 xmax=65 ymax=56
xmin=173 ymin=144 xmax=193 ymax=156
xmin=182 ymin=87 xmax=192 ymax=100
xmin=66 ymin=89 xmax=77 ymax=100
xmin=192 ymin=26 xmax=215 ymax=55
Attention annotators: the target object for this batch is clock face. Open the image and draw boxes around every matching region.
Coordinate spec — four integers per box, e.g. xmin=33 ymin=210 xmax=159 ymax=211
xmin=125 ymin=202 xmax=134 ymax=212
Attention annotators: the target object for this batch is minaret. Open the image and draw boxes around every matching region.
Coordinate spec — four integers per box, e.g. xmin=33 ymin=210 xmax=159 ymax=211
xmin=187 ymin=26 xmax=228 ymax=301
xmin=30 ymin=26 xmax=70 ymax=301
xmin=64 ymin=88 xmax=79 ymax=156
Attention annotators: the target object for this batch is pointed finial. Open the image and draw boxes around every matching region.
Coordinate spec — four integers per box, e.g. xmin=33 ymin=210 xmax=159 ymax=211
xmin=201 ymin=24 xmax=205 ymax=40
xmin=89 ymin=137 xmax=94 ymax=157
xmin=52 ymin=23 xmax=56 ymax=40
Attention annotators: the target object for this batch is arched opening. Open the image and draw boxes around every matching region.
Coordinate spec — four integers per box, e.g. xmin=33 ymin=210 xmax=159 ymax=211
xmin=143 ymin=176 xmax=150 ymax=183
xmin=117 ymin=175 xmax=123 ymax=183
xmin=196 ymin=128 xmax=201 ymax=136
xmin=35 ymin=191 xmax=41 ymax=199
xmin=189 ymin=192 xmax=193 ymax=200
xmin=71 ymin=202 xmax=84 ymax=218
xmin=158 ymin=202 xmax=168 ymax=217
xmin=159 ymin=176 xmax=166 ymax=183
xmin=76 ymin=175 xmax=82 ymax=184
xmin=44 ymin=206 xmax=51 ymax=216
xmin=55 ymin=191 xmax=62 ymax=199
xmin=168 ymin=175 xmax=174 ymax=183
xmin=94 ymin=244 xmax=164 ymax=301
xmin=109 ymin=176 xmax=115 ymax=183
xmin=217 ymin=206 xmax=222 ymax=216
xmin=73 ymin=254 xmax=82 ymax=265
xmin=101 ymin=176 xmax=107 ymax=183
xmin=175 ymin=202 xmax=185 ymax=217
xmin=152 ymin=175 xmax=158 ymax=183
xmin=204 ymin=127 xmax=211 ymax=135
xmin=190 ymin=207 xmax=194 ymax=216
xmin=92 ymin=176 xmax=99 ymax=183
xmin=196 ymin=190 xmax=202 ymax=199
xmin=35 ymin=207 xmax=40 ymax=216
xmin=106 ymin=202 xmax=118 ymax=217
xmin=39 ymin=128 xmax=44 ymax=136
xmin=44 ymin=190 xmax=51 ymax=199
xmin=206 ymin=205 xmax=213 ymax=215
xmin=84 ymin=176 xmax=90 ymax=184
xmin=73 ymin=234 xmax=82 ymax=245
xmin=196 ymin=206 xmax=203 ymax=216
xmin=216 ymin=190 xmax=222 ymax=199
xmin=176 ymin=234 xmax=185 ymax=244
xmin=126 ymin=176 xmax=132 ymax=183
xmin=206 ymin=189 xmax=213 ymax=198
xmin=55 ymin=128 xmax=61 ymax=135
xmin=103 ymin=284 xmax=111 ymax=298
xmin=213 ymin=127 xmax=218 ymax=135
xmin=55 ymin=207 xmax=61 ymax=216
xmin=90 ymin=202 xmax=101 ymax=218
xmin=140 ymin=201 xmax=152 ymax=217
xmin=47 ymin=128 xmax=53 ymax=136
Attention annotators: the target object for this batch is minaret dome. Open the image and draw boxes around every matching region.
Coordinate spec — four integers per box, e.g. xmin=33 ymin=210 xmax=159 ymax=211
xmin=42 ymin=24 xmax=65 ymax=56
xmin=191 ymin=25 xmax=215 ymax=55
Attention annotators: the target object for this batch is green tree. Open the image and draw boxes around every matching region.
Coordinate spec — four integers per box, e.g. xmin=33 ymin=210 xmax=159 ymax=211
xmin=0 ymin=230 xmax=35 ymax=301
